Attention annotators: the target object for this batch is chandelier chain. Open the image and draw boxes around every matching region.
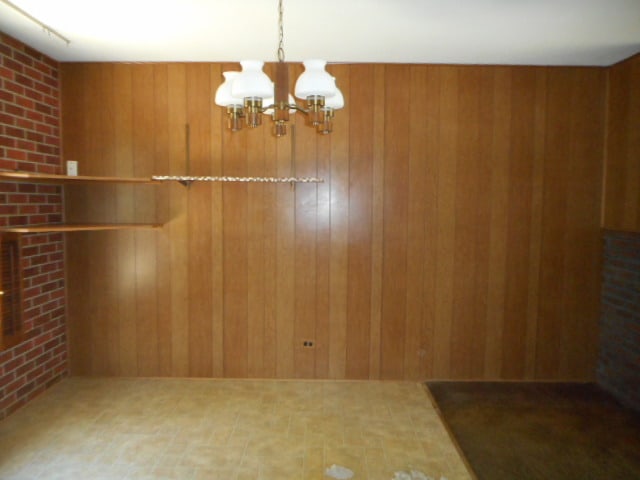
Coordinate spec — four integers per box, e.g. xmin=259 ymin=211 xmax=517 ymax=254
xmin=277 ymin=0 xmax=285 ymax=62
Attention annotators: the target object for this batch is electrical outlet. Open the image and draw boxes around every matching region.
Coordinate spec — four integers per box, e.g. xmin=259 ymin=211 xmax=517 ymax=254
xmin=302 ymin=340 xmax=315 ymax=348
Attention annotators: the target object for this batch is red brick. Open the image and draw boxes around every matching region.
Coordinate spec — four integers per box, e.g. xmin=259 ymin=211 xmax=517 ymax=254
xmin=36 ymin=352 xmax=53 ymax=367
xmin=2 ymin=57 xmax=23 ymax=74
xmin=13 ymin=341 xmax=35 ymax=357
xmin=16 ymin=139 xmax=36 ymax=151
xmin=0 ymin=373 xmax=15 ymax=389
xmin=28 ymin=343 xmax=48 ymax=360
xmin=21 ymin=205 xmax=43 ymax=216
xmin=34 ymin=103 xmax=52 ymax=116
xmin=33 ymin=81 xmax=53 ymax=96
xmin=25 ymin=87 xmax=44 ymax=103
xmin=42 ymin=73 xmax=58 ymax=87
xmin=15 ymin=117 xmax=34 ymax=130
xmin=42 ymin=95 xmax=59 ymax=108
xmin=36 ymin=143 xmax=56 ymax=155
xmin=0 ymin=205 xmax=18 ymax=215
xmin=28 ymin=152 xmax=46 ymax=163
xmin=28 ymin=194 xmax=46 ymax=202
xmin=3 ymin=356 xmax=25 ymax=373
xmin=27 ymin=254 xmax=49 ymax=267
xmin=37 ymin=164 xmax=57 ymax=174
xmin=1 ymin=34 xmax=21 ymax=49
xmin=8 ymin=193 xmax=28 ymax=203
xmin=4 ymin=103 xmax=24 ymax=116
xmin=5 ymin=125 xmax=25 ymax=138
xmin=4 ymin=80 xmax=25 ymax=96
xmin=43 ymin=114 xmax=58 ymax=126
xmin=1 ymin=33 xmax=65 ymax=421
xmin=0 ymin=43 xmax=10 ymax=57
xmin=15 ymin=184 xmax=36 ymax=194
xmin=27 ymin=214 xmax=47 ymax=223
xmin=16 ymin=380 xmax=36 ymax=399
xmin=14 ymin=73 xmax=34 ymax=89
xmin=23 ymin=246 xmax=39 ymax=257
xmin=38 ymin=185 xmax=61 ymax=194
xmin=38 ymin=205 xmax=60 ymax=214
xmin=25 ymin=365 xmax=45 ymax=382
xmin=22 ymin=45 xmax=42 ymax=61
xmin=0 ymin=135 xmax=15 ymax=147
xmin=8 ymin=216 xmax=28 ymax=227
xmin=48 ymin=252 xmax=63 ymax=262
xmin=16 ymin=97 xmax=37 ymax=111
xmin=25 ymin=110 xmax=44 ymax=123
xmin=0 ymin=66 xmax=13 ymax=80
xmin=45 ymin=372 xmax=65 ymax=390
xmin=7 ymin=148 xmax=27 ymax=160
xmin=23 ymin=66 xmax=43 ymax=83
xmin=39 ymin=243 xmax=58 ymax=255
xmin=0 ymin=89 xmax=13 ymax=102
xmin=0 ymin=112 xmax=15 ymax=126
xmin=0 ymin=393 xmax=17 ymax=412
xmin=22 ymin=285 xmax=42 ymax=300
xmin=13 ymin=51 xmax=33 ymax=68
xmin=45 ymin=135 xmax=60 ymax=147
xmin=34 ymin=123 xmax=52 ymax=135
xmin=33 ymin=60 xmax=52 ymax=77
xmin=0 ymin=350 xmax=13 ymax=364
xmin=15 ymin=359 xmax=36 ymax=378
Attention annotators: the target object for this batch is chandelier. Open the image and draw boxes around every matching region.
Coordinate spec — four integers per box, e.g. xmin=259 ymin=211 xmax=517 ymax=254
xmin=214 ymin=0 xmax=344 ymax=137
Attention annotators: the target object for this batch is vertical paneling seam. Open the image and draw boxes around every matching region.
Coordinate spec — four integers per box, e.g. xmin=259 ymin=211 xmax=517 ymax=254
xmin=600 ymin=68 xmax=611 ymax=228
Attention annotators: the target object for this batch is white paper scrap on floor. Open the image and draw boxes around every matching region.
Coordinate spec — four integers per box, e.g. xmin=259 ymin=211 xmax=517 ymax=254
xmin=325 ymin=464 xmax=355 ymax=479
xmin=392 ymin=471 xmax=448 ymax=480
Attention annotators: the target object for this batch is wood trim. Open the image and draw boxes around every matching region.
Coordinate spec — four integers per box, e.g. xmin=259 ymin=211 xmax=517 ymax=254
xmin=0 ymin=170 xmax=158 ymax=184
xmin=1 ymin=224 xmax=163 ymax=233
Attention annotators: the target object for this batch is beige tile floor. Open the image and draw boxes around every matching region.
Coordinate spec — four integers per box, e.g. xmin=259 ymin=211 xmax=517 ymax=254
xmin=0 ymin=378 xmax=472 ymax=480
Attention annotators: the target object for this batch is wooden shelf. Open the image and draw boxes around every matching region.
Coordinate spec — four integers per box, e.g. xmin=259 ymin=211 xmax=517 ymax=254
xmin=0 ymin=171 xmax=158 ymax=184
xmin=1 ymin=172 xmax=164 ymax=233
xmin=0 ymin=224 xmax=163 ymax=233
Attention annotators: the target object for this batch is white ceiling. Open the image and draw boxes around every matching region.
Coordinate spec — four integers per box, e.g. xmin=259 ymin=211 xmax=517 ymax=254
xmin=1 ymin=0 xmax=639 ymax=66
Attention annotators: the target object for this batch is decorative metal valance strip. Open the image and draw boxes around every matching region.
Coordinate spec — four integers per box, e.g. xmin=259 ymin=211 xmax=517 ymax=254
xmin=152 ymin=175 xmax=323 ymax=184
xmin=0 ymin=0 xmax=71 ymax=45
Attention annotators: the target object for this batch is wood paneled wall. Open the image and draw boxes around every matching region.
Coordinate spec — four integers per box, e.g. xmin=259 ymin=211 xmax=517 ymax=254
xmin=603 ymin=54 xmax=640 ymax=232
xmin=61 ymin=62 xmax=606 ymax=380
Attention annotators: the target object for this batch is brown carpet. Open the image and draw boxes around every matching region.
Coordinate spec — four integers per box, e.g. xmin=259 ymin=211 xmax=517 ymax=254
xmin=427 ymin=382 xmax=640 ymax=480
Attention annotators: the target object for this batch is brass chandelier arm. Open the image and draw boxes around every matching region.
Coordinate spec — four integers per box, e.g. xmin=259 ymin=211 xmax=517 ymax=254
xmin=259 ymin=103 xmax=314 ymax=115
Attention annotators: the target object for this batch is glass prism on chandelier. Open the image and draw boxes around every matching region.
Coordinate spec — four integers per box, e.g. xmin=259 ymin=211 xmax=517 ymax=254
xmin=214 ymin=1 xmax=344 ymax=137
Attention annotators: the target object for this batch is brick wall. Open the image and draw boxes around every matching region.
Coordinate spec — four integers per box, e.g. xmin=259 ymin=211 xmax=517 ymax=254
xmin=0 ymin=32 xmax=67 ymax=420
xmin=597 ymin=230 xmax=640 ymax=412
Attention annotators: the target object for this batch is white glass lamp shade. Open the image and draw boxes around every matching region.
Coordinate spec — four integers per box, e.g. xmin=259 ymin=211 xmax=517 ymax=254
xmin=324 ymin=79 xmax=344 ymax=110
xmin=294 ymin=59 xmax=337 ymax=99
xmin=231 ymin=60 xmax=273 ymax=99
xmin=215 ymin=71 xmax=243 ymax=107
